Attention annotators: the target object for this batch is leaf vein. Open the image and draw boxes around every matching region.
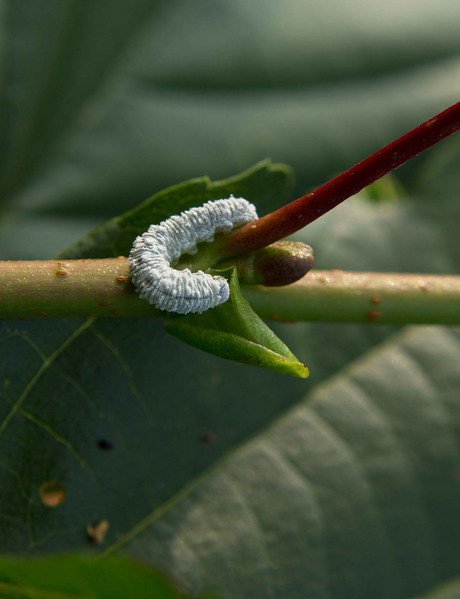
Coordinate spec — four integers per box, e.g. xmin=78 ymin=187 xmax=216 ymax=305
xmin=0 ymin=319 xmax=95 ymax=439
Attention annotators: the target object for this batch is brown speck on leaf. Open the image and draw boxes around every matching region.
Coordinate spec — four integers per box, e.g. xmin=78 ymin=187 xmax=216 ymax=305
xmin=83 ymin=315 xmax=95 ymax=319
xmin=99 ymin=301 xmax=110 ymax=307
xmin=269 ymin=314 xmax=279 ymax=320
xmin=87 ymin=519 xmax=109 ymax=544
xmin=371 ymin=297 xmax=381 ymax=305
xmin=367 ymin=310 xmax=383 ymax=322
xmin=38 ymin=311 xmax=47 ymax=317
xmin=40 ymin=481 xmax=65 ymax=507
xmin=112 ymin=310 xmax=120 ymax=315
xmin=115 ymin=276 xmax=126 ymax=283
xmin=199 ymin=430 xmax=216 ymax=446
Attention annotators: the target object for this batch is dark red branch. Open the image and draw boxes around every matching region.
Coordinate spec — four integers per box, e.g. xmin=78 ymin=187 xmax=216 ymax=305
xmin=221 ymin=101 xmax=460 ymax=257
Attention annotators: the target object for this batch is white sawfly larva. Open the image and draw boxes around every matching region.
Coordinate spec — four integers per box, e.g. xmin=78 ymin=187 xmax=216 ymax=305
xmin=129 ymin=196 xmax=258 ymax=314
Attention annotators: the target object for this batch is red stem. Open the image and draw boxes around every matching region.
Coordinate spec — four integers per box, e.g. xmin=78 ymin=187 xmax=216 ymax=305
xmin=221 ymin=101 xmax=460 ymax=257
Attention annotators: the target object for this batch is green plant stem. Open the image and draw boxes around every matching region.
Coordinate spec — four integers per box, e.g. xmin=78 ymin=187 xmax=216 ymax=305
xmin=1 ymin=259 xmax=459 ymax=324
xmin=0 ymin=258 xmax=145 ymax=318
xmin=242 ymin=271 xmax=460 ymax=325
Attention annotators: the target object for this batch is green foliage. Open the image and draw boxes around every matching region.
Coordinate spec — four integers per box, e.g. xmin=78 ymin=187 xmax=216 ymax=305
xmin=0 ymin=2 xmax=460 ymax=599
xmin=0 ymin=554 xmax=211 ymax=598
xmin=57 ymin=160 xmax=292 ymax=260
xmin=132 ymin=325 xmax=460 ymax=599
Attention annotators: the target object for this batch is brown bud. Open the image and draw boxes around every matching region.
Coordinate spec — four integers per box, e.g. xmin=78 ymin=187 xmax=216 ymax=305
xmin=236 ymin=241 xmax=314 ymax=287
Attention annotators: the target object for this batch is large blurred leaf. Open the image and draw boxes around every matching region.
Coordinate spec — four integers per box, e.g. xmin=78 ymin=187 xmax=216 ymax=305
xmin=1 ymin=0 xmax=460 ymax=257
xmin=0 ymin=0 xmax=164 ymax=198
xmin=125 ymin=325 xmax=460 ymax=599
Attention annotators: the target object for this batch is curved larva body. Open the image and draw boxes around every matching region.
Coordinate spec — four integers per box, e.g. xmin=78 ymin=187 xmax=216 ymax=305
xmin=129 ymin=196 xmax=258 ymax=314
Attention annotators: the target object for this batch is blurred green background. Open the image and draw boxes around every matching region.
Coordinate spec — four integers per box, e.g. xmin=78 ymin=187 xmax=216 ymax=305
xmin=1 ymin=0 xmax=460 ymax=258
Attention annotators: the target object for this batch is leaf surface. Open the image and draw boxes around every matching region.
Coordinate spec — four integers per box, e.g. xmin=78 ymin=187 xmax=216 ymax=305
xmin=125 ymin=325 xmax=460 ymax=599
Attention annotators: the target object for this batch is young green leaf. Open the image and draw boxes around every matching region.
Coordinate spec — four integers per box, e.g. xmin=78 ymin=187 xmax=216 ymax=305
xmin=165 ymin=268 xmax=308 ymax=379
xmin=58 ymin=160 xmax=293 ymax=260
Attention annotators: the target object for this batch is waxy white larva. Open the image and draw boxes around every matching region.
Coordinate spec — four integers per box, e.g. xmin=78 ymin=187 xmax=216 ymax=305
xmin=129 ymin=196 xmax=258 ymax=314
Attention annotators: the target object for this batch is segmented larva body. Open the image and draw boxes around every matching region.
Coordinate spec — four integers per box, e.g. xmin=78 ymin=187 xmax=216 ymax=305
xmin=129 ymin=196 xmax=258 ymax=314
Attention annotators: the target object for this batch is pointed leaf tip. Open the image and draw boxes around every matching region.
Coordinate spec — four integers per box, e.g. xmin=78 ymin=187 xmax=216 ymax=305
xmin=165 ymin=268 xmax=309 ymax=378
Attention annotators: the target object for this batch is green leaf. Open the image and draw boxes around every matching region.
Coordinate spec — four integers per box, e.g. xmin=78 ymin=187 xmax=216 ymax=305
xmin=124 ymin=325 xmax=460 ymax=599
xmin=165 ymin=269 xmax=308 ymax=379
xmin=56 ymin=160 xmax=293 ymax=259
xmin=0 ymin=554 xmax=209 ymax=599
